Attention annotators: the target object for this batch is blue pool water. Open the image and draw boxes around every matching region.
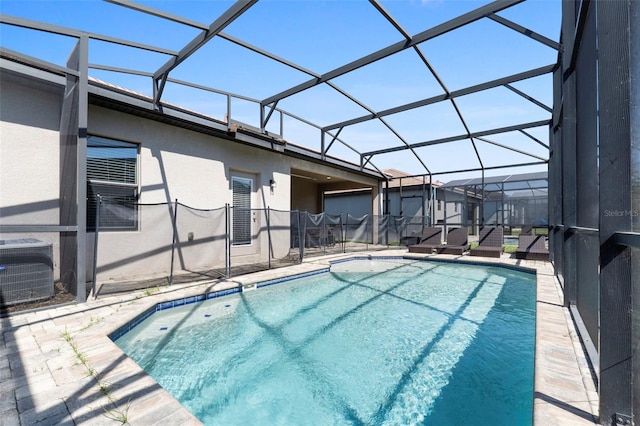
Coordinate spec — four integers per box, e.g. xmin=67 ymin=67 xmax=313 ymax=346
xmin=115 ymin=259 xmax=536 ymax=425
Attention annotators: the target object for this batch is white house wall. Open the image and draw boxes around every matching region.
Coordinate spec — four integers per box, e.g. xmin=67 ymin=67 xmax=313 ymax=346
xmin=88 ymin=105 xmax=292 ymax=283
xmin=290 ymin=157 xmax=381 ymax=214
xmin=0 ymin=71 xmax=63 ymax=279
xmin=1 ymin=65 xmax=383 ymax=286
xmin=291 ymin=178 xmax=319 ymax=213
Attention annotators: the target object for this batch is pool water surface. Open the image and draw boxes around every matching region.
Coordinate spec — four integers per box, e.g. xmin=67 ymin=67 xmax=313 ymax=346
xmin=115 ymin=259 xmax=536 ymax=425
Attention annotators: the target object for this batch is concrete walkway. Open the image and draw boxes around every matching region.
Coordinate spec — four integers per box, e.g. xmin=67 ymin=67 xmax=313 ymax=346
xmin=1 ymin=251 xmax=599 ymax=425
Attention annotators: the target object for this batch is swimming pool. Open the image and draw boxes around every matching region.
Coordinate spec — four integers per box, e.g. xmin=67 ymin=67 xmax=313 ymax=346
xmin=114 ymin=258 xmax=536 ymax=425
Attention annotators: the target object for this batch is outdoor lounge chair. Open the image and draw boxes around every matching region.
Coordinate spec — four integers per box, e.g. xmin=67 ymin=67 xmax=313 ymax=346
xmin=436 ymin=227 xmax=469 ymax=255
xmin=470 ymin=226 xmax=504 ymax=258
xmin=515 ymin=235 xmax=549 ymax=260
xmin=408 ymin=227 xmax=442 ymax=254
xmin=520 ymin=225 xmax=533 ymax=235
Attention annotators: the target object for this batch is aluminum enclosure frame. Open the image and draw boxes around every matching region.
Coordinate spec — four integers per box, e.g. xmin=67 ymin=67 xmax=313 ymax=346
xmin=1 ymin=0 xmax=557 ymax=177
xmin=0 ymin=0 xmax=559 ymax=306
xmin=1 ymin=1 xmax=640 ymax=423
xmin=551 ymin=1 xmax=640 ymax=424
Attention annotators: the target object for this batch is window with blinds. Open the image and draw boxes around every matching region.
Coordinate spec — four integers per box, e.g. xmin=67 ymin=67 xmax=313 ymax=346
xmin=87 ymin=135 xmax=138 ymax=230
xmin=232 ymin=176 xmax=252 ymax=245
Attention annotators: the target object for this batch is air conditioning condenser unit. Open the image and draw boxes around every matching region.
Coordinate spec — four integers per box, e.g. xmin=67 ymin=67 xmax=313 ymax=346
xmin=0 ymin=238 xmax=54 ymax=306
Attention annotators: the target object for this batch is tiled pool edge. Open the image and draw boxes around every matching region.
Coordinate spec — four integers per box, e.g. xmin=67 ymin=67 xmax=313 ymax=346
xmin=107 ymin=254 xmax=598 ymax=426
xmin=532 ymin=263 xmax=599 ymax=425
xmin=108 ymin=269 xmax=329 ymax=342
xmin=109 ymin=256 xmax=537 ymax=343
xmin=403 ymin=253 xmax=538 ymax=274
xmin=1 ymin=251 xmax=599 ymax=425
xmin=108 ymin=287 xmax=241 ymax=342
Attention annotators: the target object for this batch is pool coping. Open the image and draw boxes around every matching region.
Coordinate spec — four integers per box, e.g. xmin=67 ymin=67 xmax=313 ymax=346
xmin=0 ymin=250 xmax=599 ymax=425
xmin=107 ymin=256 xmax=535 ymax=344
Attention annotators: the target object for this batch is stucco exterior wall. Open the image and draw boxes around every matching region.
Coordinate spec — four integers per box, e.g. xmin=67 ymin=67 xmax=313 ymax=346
xmin=89 ymin=106 xmax=291 ymax=209
xmin=290 ymin=157 xmax=380 ymax=214
xmin=88 ymin=106 xmax=293 ymax=282
xmin=0 ymin=71 xmax=63 ymax=278
xmin=1 ymin=67 xmax=383 ymax=286
xmin=291 ymin=178 xmax=320 ymax=213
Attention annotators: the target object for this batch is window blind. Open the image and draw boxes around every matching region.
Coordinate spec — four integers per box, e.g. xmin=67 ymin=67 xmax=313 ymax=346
xmin=87 ymin=136 xmax=138 ymax=230
xmin=232 ymin=177 xmax=252 ymax=245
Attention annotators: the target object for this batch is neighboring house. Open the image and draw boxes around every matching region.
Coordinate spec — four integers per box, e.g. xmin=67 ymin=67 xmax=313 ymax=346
xmin=382 ymin=169 xmax=439 ymax=220
xmin=0 ymin=56 xmax=383 ymax=296
xmin=380 ymin=169 xmax=548 ymax=235
xmin=322 ymin=168 xmax=475 ymax=235
xmin=433 ymin=188 xmax=477 ymax=231
xmin=439 ymin=172 xmax=548 ymax=232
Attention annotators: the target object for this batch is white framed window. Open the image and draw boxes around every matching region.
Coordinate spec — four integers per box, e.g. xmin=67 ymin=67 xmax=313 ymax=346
xmin=86 ymin=135 xmax=138 ymax=231
xmin=232 ymin=176 xmax=252 ymax=245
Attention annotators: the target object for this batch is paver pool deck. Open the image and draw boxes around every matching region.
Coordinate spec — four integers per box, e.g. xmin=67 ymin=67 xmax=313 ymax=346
xmin=1 ymin=250 xmax=599 ymax=425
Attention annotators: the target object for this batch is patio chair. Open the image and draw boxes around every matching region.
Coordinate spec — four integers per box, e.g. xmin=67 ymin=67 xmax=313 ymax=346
xmin=515 ymin=235 xmax=549 ymax=260
xmin=408 ymin=227 xmax=442 ymax=254
xmin=305 ymin=226 xmax=335 ymax=248
xmin=470 ymin=226 xmax=504 ymax=258
xmin=436 ymin=227 xmax=469 ymax=255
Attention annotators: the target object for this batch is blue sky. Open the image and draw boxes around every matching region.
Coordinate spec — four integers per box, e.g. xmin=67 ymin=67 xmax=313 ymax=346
xmin=0 ymin=0 xmax=561 ymax=180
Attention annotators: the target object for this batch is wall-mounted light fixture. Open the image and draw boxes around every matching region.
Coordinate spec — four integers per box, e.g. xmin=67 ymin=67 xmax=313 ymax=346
xmin=269 ymin=178 xmax=277 ymax=190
